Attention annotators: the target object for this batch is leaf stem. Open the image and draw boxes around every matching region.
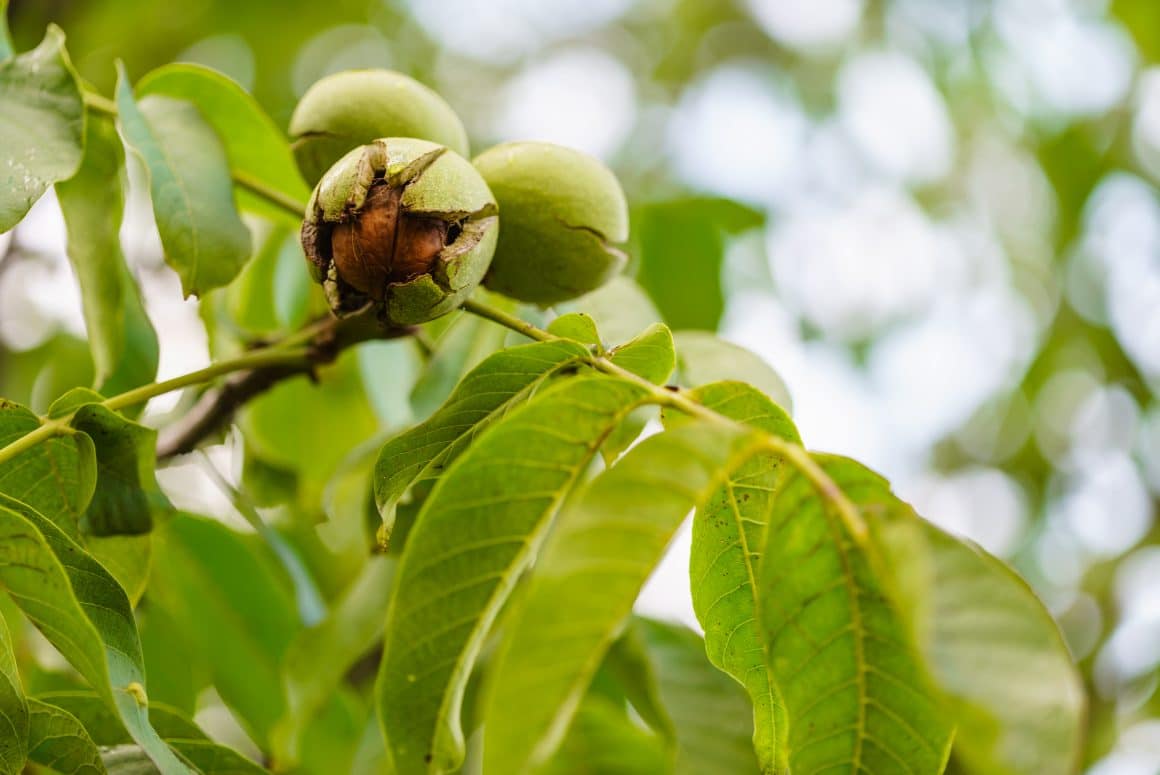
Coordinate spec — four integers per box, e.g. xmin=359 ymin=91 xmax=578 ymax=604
xmin=0 ymin=348 xmax=311 ymax=468
xmin=232 ymin=169 xmax=308 ymax=220
xmin=460 ymin=298 xmax=868 ymax=542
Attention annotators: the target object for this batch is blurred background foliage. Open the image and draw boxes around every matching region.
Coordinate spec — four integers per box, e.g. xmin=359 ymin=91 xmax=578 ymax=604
xmin=1 ymin=0 xmax=1159 ymax=772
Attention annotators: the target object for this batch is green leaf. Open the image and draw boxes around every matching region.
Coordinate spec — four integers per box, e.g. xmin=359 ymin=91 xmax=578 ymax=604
xmin=636 ymin=618 xmax=761 ymax=775
xmin=608 ymin=322 xmax=676 ymax=385
xmin=36 ymin=692 xmax=264 ymax=774
xmin=758 ymin=459 xmax=953 ymax=774
xmin=0 ymin=494 xmax=188 ymax=773
xmin=674 ymin=331 xmax=792 ymax=413
xmin=68 ymin=402 xmax=167 ymax=536
xmin=56 ymin=114 xmax=159 ymax=396
xmin=634 ymin=198 xmax=762 ymax=331
xmin=671 ymin=381 xmax=799 ymax=774
xmin=378 ymin=375 xmax=649 ymax=773
xmin=867 ymin=476 xmax=1086 ymax=775
xmin=481 ymin=420 xmax=767 ymax=773
xmin=137 ymin=63 xmax=310 ymax=224
xmin=275 ymin=556 xmax=394 ymax=766
xmin=224 ymin=225 xmax=296 ymax=336
xmin=241 ymin=349 xmax=381 ymax=508
xmin=0 ymin=0 xmax=11 ymax=60
xmin=409 ymin=304 xmax=512 ymax=419
xmin=374 ymin=339 xmax=589 ymax=526
xmin=0 ymin=614 xmax=28 ymax=774
xmin=0 ymin=399 xmax=94 ymax=537
xmin=563 ymin=277 xmax=663 ymax=347
xmin=0 ymin=25 xmax=84 ymax=232
xmin=168 ymin=740 xmax=266 ymax=775
xmin=148 ymin=513 xmax=297 ymax=748
xmin=540 ymin=695 xmax=671 ymax=775
xmin=26 ymin=698 xmax=105 ymax=775
xmin=115 ymin=64 xmax=250 ymax=298
xmin=546 ymin=313 xmax=602 ymax=347
xmin=34 ymin=692 xmax=204 ymax=746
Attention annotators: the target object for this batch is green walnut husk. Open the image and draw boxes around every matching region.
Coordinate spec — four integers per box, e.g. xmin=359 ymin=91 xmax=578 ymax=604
xmin=473 ymin=141 xmax=629 ymax=306
xmin=301 ymin=138 xmax=498 ymax=326
xmin=290 ymin=69 xmax=470 ymax=186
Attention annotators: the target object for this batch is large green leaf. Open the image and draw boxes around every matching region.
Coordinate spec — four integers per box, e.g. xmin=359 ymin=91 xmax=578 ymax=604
xmin=275 ymin=556 xmax=394 ymax=765
xmin=636 ymin=618 xmax=761 ymax=775
xmin=540 ymin=695 xmax=670 ymax=775
xmin=866 ymin=472 xmax=1086 ymax=775
xmin=0 ymin=614 xmax=28 ymax=774
xmin=0 ymin=25 xmax=84 ymax=231
xmin=241 ymin=349 xmax=381 ymax=508
xmin=481 ymin=420 xmax=768 ymax=773
xmin=633 ymin=198 xmax=762 ymax=331
xmin=374 ymin=339 xmax=589 ymax=526
xmin=56 ymin=114 xmax=159 ymax=397
xmin=0 ymin=494 xmax=187 ymax=773
xmin=758 ymin=460 xmax=953 ymax=774
xmin=0 ymin=400 xmax=94 ymax=537
xmin=26 ymin=698 xmax=105 ymax=775
xmin=671 ymin=382 xmax=799 ymax=774
xmin=148 ymin=513 xmax=297 ymax=748
xmin=115 ymin=64 xmax=250 ymax=297
xmin=137 ymin=64 xmax=309 ymax=224
xmin=378 ymin=375 xmax=649 ymax=773
xmin=674 ymin=332 xmax=792 ymax=413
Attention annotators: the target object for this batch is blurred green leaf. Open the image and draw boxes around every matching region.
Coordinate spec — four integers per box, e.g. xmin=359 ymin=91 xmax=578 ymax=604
xmin=275 ymin=556 xmax=394 ymax=766
xmin=374 ymin=338 xmax=589 ymax=527
xmin=0 ymin=0 xmax=10 ymax=60
xmin=541 ymin=695 xmax=671 ymax=775
xmin=241 ymin=349 xmax=381 ymax=509
xmin=608 ymin=322 xmax=676 ymax=385
xmin=26 ymin=698 xmax=104 ymax=775
xmin=482 ymin=420 xmax=764 ymax=773
xmin=115 ymin=64 xmax=250 ymax=297
xmin=137 ymin=604 xmax=208 ymax=716
xmin=637 ymin=618 xmax=762 ymax=775
xmin=868 ymin=474 xmax=1087 ymax=775
xmin=379 ymin=375 xmax=648 ymax=773
xmin=56 ymin=114 xmax=158 ymax=397
xmin=148 ymin=513 xmax=296 ymax=748
xmin=0 ymin=25 xmax=84 ymax=232
xmin=0 ymin=614 xmax=27 ymax=774
xmin=668 ymin=381 xmax=799 ymax=773
xmin=137 ymin=63 xmax=309 ymax=223
xmin=633 ymin=199 xmax=762 ymax=331
xmin=759 ymin=460 xmax=953 ymax=774
xmin=0 ymin=494 xmax=187 ymax=773
xmin=674 ymin=331 xmax=792 ymax=413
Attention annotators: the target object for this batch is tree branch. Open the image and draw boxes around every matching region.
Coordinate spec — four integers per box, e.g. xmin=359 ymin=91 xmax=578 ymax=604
xmin=157 ymin=309 xmax=411 ymax=461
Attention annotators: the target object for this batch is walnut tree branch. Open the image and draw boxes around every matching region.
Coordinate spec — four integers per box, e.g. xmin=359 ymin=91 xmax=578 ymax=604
xmin=156 ymin=309 xmax=411 ymax=461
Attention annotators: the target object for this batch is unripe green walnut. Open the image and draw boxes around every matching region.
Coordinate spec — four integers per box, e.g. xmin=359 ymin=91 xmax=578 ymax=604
xmin=290 ymin=69 xmax=470 ymax=186
xmin=301 ymin=138 xmax=498 ymax=326
xmin=473 ymin=142 xmax=629 ymax=306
